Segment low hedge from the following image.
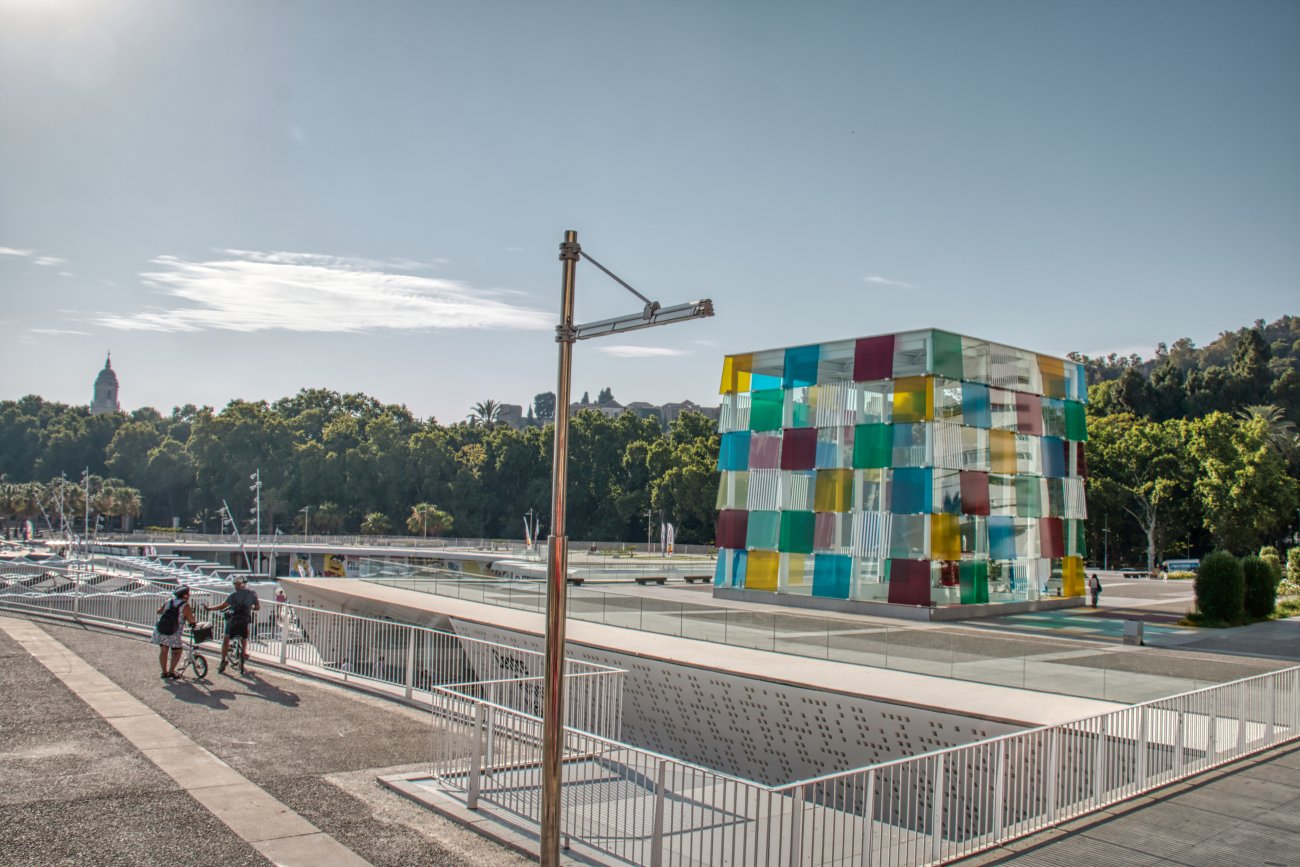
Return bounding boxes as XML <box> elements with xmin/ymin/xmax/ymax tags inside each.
<box><xmin>1195</xmin><ymin>551</ymin><xmax>1244</xmax><ymax>623</ymax></box>
<box><xmin>1242</xmin><ymin>555</ymin><xmax>1277</xmax><ymax>619</ymax></box>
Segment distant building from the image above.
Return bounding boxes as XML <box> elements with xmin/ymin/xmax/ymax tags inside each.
<box><xmin>496</xmin><ymin>404</ymin><xmax>524</xmax><ymax>428</ymax></box>
<box><xmin>90</xmin><ymin>355</ymin><xmax>120</xmax><ymax>415</ymax></box>
<box><xmin>499</xmin><ymin>397</ymin><xmax>718</xmax><ymax>429</ymax></box>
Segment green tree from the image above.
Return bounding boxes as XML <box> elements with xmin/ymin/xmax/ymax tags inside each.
<box><xmin>532</xmin><ymin>392</ymin><xmax>556</xmax><ymax>421</ymax></box>
<box><xmin>1196</xmin><ymin>550</ymin><xmax>1245</xmax><ymax>623</ymax></box>
<box><xmin>360</xmin><ymin>511</ymin><xmax>392</xmax><ymax>536</ymax></box>
<box><xmin>407</xmin><ymin>503</ymin><xmax>453</xmax><ymax>537</ymax></box>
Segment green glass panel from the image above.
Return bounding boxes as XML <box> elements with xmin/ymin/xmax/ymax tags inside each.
<box><xmin>931</xmin><ymin>330</ymin><xmax>964</xmax><ymax>379</ymax></box>
<box><xmin>1015</xmin><ymin>476</ymin><xmax>1042</xmax><ymax>518</ymax></box>
<box><xmin>959</xmin><ymin>560</ymin><xmax>989</xmax><ymax>604</ymax></box>
<box><xmin>750</xmin><ymin>388</ymin><xmax>785</xmax><ymax>431</ymax></box>
<box><xmin>852</xmin><ymin>423</ymin><xmax>892</xmax><ymax>468</ymax></box>
<box><xmin>1064</xmin><ymin>400</ymin><xmax>1088</xmax><ymax>441</ymax></box>
<box><xmin>779</xmin><ymin>511</ymin><xmax>815</xmax><ymax>554</ymax></box>
<box><xmin>745</xmin><ymin>510</ymin><xmax>780</xmax><ymax>550</ymax></box>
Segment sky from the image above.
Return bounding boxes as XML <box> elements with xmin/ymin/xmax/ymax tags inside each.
<box><xmin>2</xmin><ymin>0</ymin><xmax>1297</xmax><ymax>424</ymax></box>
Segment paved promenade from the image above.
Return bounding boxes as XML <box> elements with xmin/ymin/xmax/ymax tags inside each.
<box><xmin>0</xmin><ymin>615</ymin><xmax>526</xmax><ymax>867</ymax></box>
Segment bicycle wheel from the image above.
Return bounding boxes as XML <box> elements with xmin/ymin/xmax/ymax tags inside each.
<box><xmin>193</xmin><ymin>653</ymin><xmax>207</xmax><ymax>679</ymax></box>
<box><xmin>237</xmin><ymin>639</ymin><xmax>246</xmax><ymax>675</ymax></box>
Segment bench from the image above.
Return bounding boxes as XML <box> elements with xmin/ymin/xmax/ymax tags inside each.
<box><xmin>635</xmin><ymin>576</ymin><xmax>667</xmax><ymax>585</ymax></box>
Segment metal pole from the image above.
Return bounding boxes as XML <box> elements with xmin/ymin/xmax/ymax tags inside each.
<box><xmin>541</xmin><ymin>229</ymin><xmax>579</xmax><ymax>866</ymax></box>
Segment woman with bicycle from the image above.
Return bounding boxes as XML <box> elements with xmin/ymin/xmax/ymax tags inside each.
<box><xmin>151</xmin><ymin>585</ymin><xmax>197</xmax><ymax>679</ymax></box>
<box><xmin>207</xmin><ymin>576</ymin><xmax>260</xmax><ymax>674</ymax></box>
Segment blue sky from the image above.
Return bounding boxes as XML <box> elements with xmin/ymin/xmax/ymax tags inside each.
<box><xmin>2</xmin><ymin>0</ymin><xmax>1297</xmax><ymax>423</ymax></box>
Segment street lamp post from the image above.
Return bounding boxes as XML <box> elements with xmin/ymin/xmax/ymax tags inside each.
<box><xmin>539</xmin><ymin>230</ymin><xmax>713</xmax><ymax>865</ymax></box>
<box><xmin>300</xmin><ymin>505</ymin><xmax>310</xmax><ymax>538</ymax></box>
<box><xmin>250</xmin><ymin>469</ymin><xmax>262</xmax><ymax>575</ymax></box>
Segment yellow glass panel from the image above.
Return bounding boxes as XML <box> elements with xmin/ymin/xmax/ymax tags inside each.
<box><xmin>892</xmin><ymin>376</ymin><xmax>933</xmax><ymax>422</ymax></box>
<box><xmin>814</xmin><ymin>469</ymin><xmax>854</xmax><ymax>512</ymax></box>
<box><xmin>720</xmin><ymin>354</ymin><xmax>753</xmax><ymax>394</ymax></box>
<box><xmin>989</xmin><ymin>429</ymin><xmax>1017</xmax><ymax>475</ymax></box>
<box><xmin>746</xmin><ymin>550</ymin><xmax>780</xmax><ymax>591</ymax></box>
<box><xmin>1038</xmin><ymin>354</ymin><xmax>1067</xmax><ymax>399</ymax></box>
<box><xmin>931</xmin><ymin>513</ymin><xmax>961</xmax><ymax>561</ymax></box>
<box><xmin>1062</xmin><ymin>555</ymin><xmax>1085</xmax><ymax>597</ymax></box>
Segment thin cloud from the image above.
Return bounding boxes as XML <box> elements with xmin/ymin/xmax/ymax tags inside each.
<box><xmin>863</xmin><ymin>274</ymin><xmax>917</xmax><ymax>289</ymax></box>
<box><xmin>0</xmin><ymin>247</ymin><xmax>35</xmax><ymax>257</ymax></box>
<box><xmin>30</xmin><ymin>328</ymin><xmax>90</xmax><ymax>336</ymax></box>
<box><xmin>598</xmin><ymin>345</ymin><xmax>688</xmax><ymax>358</ymax></box>
<box><xmin>0</xmin><ymin>247</ymin><xmax>66</xmax><ymax>266</ymax></box>
<box><xmin>97</xmin><ymin>250</ymin><xmax>554</xmax><ymax>334</ymax></box>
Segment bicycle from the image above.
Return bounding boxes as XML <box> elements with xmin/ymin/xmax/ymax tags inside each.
<box><xmin>175</xmin><ymin>621</ymin><xmax>213</xmax><ymax>679</ymax></box>
<box><xmin>221</xmin><ymin>612</ymin><xmax>248</xmax><ymax>676</ymax></box>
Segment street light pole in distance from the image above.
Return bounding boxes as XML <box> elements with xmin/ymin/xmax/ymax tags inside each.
<box><xmin>539</xmin><ymin>229</ymin><xmax>713</xmax><ymax>866</ymax></box>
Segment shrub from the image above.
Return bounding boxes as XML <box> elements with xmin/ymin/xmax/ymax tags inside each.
<box><xmin>1259</xmin><ymin>546</ymin><xmax>1284</xmax><ymax>585</ymax></box>
<box><xmin>1166</xmin><ymin>570</ymin><xmax>1196</xmax><ymax>580</ymax></box>
<box><xmin>1287</xmin><ymin>547</ymin><xmax>1300</xmax><ymax>582</ymax></box>
<box><xmin>1195</xmin><ymin>551</ymin><xmax>1244</xmax><ymax>623</ymax></box>
<box><xmin>1242</xmin><ymin>555</ymin><xmax>1277</xmax><ymax>619</ymax></box>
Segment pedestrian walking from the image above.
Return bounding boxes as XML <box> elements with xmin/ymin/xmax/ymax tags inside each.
<box><xmin>1088</xmin><ymin>573</ymin><xmax>1102</xmax><ymax>608</ymax></box>
<box><xmin>151</xmin><ymin>586</ymin><xmax>197</xmax><ymax>679</ymax></box>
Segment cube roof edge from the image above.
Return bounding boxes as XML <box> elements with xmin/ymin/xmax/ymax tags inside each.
<box><xmin>720</xmin><ymin>328</ymin><xmax>1074</xmax><ymax>366</ymax></box>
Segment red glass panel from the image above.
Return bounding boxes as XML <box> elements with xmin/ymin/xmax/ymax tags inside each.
<box><xmin>715</xmin><ymin>509</ymin><xmax>749</xmax><ymax>549</ymax></box>
<box><xmin>854</xmin><ymin>334</ymin><xmax>895</xmax><ymax>381</ymax></box>
<box><xmin>887</xmin><ymin>558</ymin><xmax>931</xmax><ymax>605</ymax></box>
<box><xmin>1040</xmin><ymin>517</ymin><xmax>1065</xmax><ymax>558</ymax></box>
<box><xmin>781</xmin><ymin>427</ymin><xmax>818</xmax><ymax>470</ymax></box>
<box><xmin>960</xmin><ymin>471</ymin><xmax>991</xmax><ymax>516</ymax></box>
<box><xmin>1015</xmin><ymin>392</ymin><xmax>1043</xmax><ymax>435</ymax></box>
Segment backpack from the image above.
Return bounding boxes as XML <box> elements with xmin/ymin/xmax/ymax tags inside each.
<box><xmin>157</xmin><ymin>599</ymin><xmax>182</xmax><ymax>636</ymax></box>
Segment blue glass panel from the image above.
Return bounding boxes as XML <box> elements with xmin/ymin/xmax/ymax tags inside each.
<box><xmin>1041</xmin><ymin>436</ymin><xmax>1067</xmax><ymax>478</ymax></box>
<box><xmin>989</xmin><ymin>516</ymin><xmax>1016</xmax><ymax>560</ymax></box>
<box><xmin>718</xmin><ymin>431</ymin><xmax>752</xmax><ymax>471</ymax></box>
<box><xmin>962</xmin><ymin>382</ymin><xmax>991</xmax><ymax>429</ymax></box>
<box><xmin>890</xmin><ymin>467</ymin><xmax>933</xmax><ymax>514</ymax></box>
<box><xmin>731</xmin><ymin>549</ymin><xmax>747</xmax><ymax>588</ymax></box>
<box><xmin>713</xmin><ymin>552</ymin><xmax>728</xmax><ymax>587</ymax></box>
<box><xmin>812</xmin><ymin>553</ymin><xmax>852</xmax><ymax>599</ymax></box>
<box><xmin>784</xmin><ymin>344</ymin><xmax>821</xmax><ymax>388</ymax></box>
<box><xmin>750</xmin><ymin>373</ymin><xmax>782</xmax><ymax>390</ymax></box>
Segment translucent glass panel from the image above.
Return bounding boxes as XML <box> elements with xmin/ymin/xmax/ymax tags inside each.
<box><xmin>989</xmin><ymin>429</ymin><xmax>1017</xmax><ymax>474</ymax></box>
<box><xmin>814</xmin><ymin>382</ymin><xmax>858</xmax><ymax>428</ymax></box>
<box><xmin>962</xmin><ymin>426</ymin><xmax>990</xmax><ymax>471</ymax></box>
<box><xmin>1041</xmin><ymin>436</ymin><xmax>1066</xmax><ymax>478</ymax></box>
<box><xmin>851</xmin><ymin>556</ymin><xmax>889</xmax><ymax>602</ymax></box>
<box><xmin>719</xmin><ymin>354</ymin><xmax>752</xmax><ymax>395</ymax></box>
<box><xmin>815</xmin><ymin>426</ymin><xmax>854</xmax><ymax>469</ymax></box>
<box><xmin>932</xmin><ymin>330</ymin><xmax>964</xmax><ymax>380</ymax></box>
<box><xmin>785</xmin><ymin>386</ymin><xmax>815</xmax><ymax>428</ymax></box>
<box><xmin>718</xmin><ymin>431</ymin><xmax>751</xmax><ymax>471</ymax></box>
<box><xmin>853</xmin><ymin>423</ymin><xmax>892</xmax><ymax>469</ymax></box>
<box><xmin>748</xmin><ymin>470</ymin><xmax>782</xmax><ymax>510</ymax></box>
<box><xmin>961</xmin><ymin>336</ymin><xmax>991</xmax><ymax>384</ymax></box>
<box><xmin>850</xmin><ymin>509</ymin><xmax>891</xmax><ymax>556</ymax></box>
<box><xmin>715</xmin><ymin>471</ymin><xmax>749</xmax><ymax>510</ymax></box>
<box><xmin>780</xmin><ymin>511</ymin><xmax>815</xmax><ymax>554</ymax></box>
<box><xmin>990</xmin><ymin>388</ymin><xmax>1018</xmax><ymax>431</ymax></box>
<box><xmin>816</xmin><ymin>339</ymin><xmax>856</xmax><ymax>384</ymax></box>
<box><xmin>893</xmin><ymin>330</ymin><xmax>931</xmax><ymax>377</ymax></box>
<box><xmin>750</xmin><ymin>389</ymin><xmax>784</xmax><ymax>431</ymax></box>
<box><xmin>1044</xmin><ymin>477</ymin><xmax>1065</xmax><ymax>517</ymax></box>
<box><xmin>889</xmin><ymin>515</ymin><xmax>929</xmax><ymax>560</ymax></box>
<box><xmin>781</xmin><ymin>427</ymin><xmax>817</xmax><ymax>470</ymax></box>
<box><xmin>960</xmin><ymin>515</ymin><xmax>989</xmax><ymax>555</ymax></box>
<box><xmin>745</xmin><ymin>550</ymin><xmax>779</xmax><ymax>591</ymax></box>
<box><xmin>713</xmin><ymin>549</ymin><xmax>746</xmax><ymax>588</ymax></box>
<box><xmin>780</xmin><ymin>553</ymin><xmax>813</xmax><ymax>595</ymax></box>
<box><xmin>749</xmin><ymin>432</ymin><xmax>783</xmax><ymax>469</ymax></box>
<box><xmin>989</xmin><ymin>474</ymin><xmax>1016</xmax><ymax>516</ymax></box>
<box><xmin>891</xmin><ymin>467</ymin><xmax>932</xmax><ymax>514</ymax></box>
<box><xmin>812</xmin><ymin>554</ymin><xmax>852</xmax><ymax>599</ymax></box>
<box><xmin>860</xmin><ymin>383</ymin><xmax>892</xmax><ymax>423</ymax></box>
<box><xmin>1067</xmin><ymin>362</ymin><xmax>1088</xmax><ymax>402</ymax></box>
<box><xmin>934</xmin><ymin>468</ymin><xmax>962</xmax><ymax>514</ymax></box>
<box><xmin>1040</xmin><ymin>516</ymin><xmax>1064</xmax><ymax>558</ymax></box>
<box><xmin>1015</xmin><ymin>434</ymin><xmax>1041</xmax><ymax>476</ymax></box>
<box><xmin>815</xmin><ymin>512</ymin><xmax>853</xmax><ymax>553</ymax></box>
<box><xmin>1014</xmin><ymin>519</ymin><xmax>1040</xmax><ymax>559</ymax></box>
<box><xmin>892</xmin><ymin>376</ymin><xmax>933</xmax><ymax>422</ymax></box>
<box><xmin>814</xmin><ymin>469</ymin><xmax>854</xmax><ymax>512</ymax></box>
<box><xmin>749</xmin><ymin>349</ymin><xmax>785</xmax><ymax>391</ymax></box>
<box><xmin>962</xmin><ymin>382</ymin><xmax>991</xmax><ymax>429</ymax></box>
<box><xmin>989</xmin><ymin>516</ymin><xmax>1015</xmax><ymax>560</ymax></box>
<box><xmin>854</xmin><ymin>469</ymin><xmax>889</xmax><ymax>512</ymax></box>
<box><xmin>1062</xmin><ymin>555</ymin><xmax>1085</xmax><ymax>597</ymax></box>
<box><xmin>935</xmin><ymin>379</ymin><xmax>964</xmax><ymax>425</ymax></box>
<box><xmin>784</xmin><ymin>344</ymin><xmax>820</xmax><ymax>388</ymax></box>
<box><xmin>780</xmin><ymin>471</ymin><xmax>815</xmax><ymax>511</ymax></box>
<box><xmin>854</xmin><ymin>334</ymin><xmax>895</xmax><ymax>381</ymax></box>
<box><xmin>960</xmin><ymin>470</ymin><xmax>990</xmax><ymax>515</ymax></box>
<box><xmin>892</xmin><ymin>423</ymin><xmax>931</xmax><ymax>467</ymax></box>
<box><xmin>887</xmin><ymin>558</ymin><xmax>931</xmax><ymax>605</ymax></box>
<box><xmin>718</xmin><ymin>391</ymin><xmax>751</xmax><ymax>433</ymax></box>
<box><xmin>1066</xmin><ymin>519</ymin><xmax>1087</xmax><ymax>558</ymax></box>
<box><xmin>1015</xmin><ymin>392</ymin><xmax>1043</xmax><ymax>435</ymax></box>
<box><xmin>745</xmin><ymin>510</ymin><xmax>780</xmax><ymax>550</ymax></box>
<box><xmin>1038</xmin><ymin>354</ymin><xmax>1067</xmax><ymax>399</ymax></box>
<box><xmin>1041</xmin><ymin>398</ymin><xmax>1065</xmax><ymax>438</ymax></box>
<box><xmin>959</xmin><ymin>560</ymin><xmax>989</xmax><ymax>604</ymax></box>
<box><xmin>1015</xmin><ymin>476</ymin><xmax>1043</xmax><ymax>518</ymax></box>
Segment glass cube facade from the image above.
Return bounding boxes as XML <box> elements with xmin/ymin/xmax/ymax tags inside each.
<box><xmin>715</xmin><ymin>329</ymin><xmax>1088</xmax><ymax>607</ymax></box>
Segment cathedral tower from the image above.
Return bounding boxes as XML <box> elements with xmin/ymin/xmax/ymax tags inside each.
<box><xmin>91</xmin><ymin>354</ymin><xmax>120</xmax><ymax>415</ymax></box>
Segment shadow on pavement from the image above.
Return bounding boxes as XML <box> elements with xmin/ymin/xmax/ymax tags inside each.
<box><xmin>163</xmin><ymin>671</ymin><xmax>300</xmax><ymax>708</ymax></box>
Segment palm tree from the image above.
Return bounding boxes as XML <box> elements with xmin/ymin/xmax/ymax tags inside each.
<box><xmin>407</xmin><ymin>502</ymin><xmax>453</xmax><ymax>538</ymax></box>
<box><xmin>1238</xmin><ymin>405</ymin><xmax>1298</xmax><ymax>459</ymax></box>
<box><xmin>469</xmin><ymin>399</ymin><xmax>502</xmax><ymax>427</ymax></box>
<box><xmin>313</xmin><ymin>501</ymin><xmax>344</xmax><ymax>534</ymax></box>
<box><xmin>360</xmin><ymin>512</ymin><xmax>392</xmax><ymax>536</ymax></box>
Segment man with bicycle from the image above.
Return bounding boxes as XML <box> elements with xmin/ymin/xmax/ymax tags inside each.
<box><xmin>208</xmin><ymin>575</ymin><xmax>260</xmax><ymax>674</ymax></box>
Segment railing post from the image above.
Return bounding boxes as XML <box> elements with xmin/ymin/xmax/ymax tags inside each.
<box><xmin>788</xmin><ymin>785</ymin><xmax>803</xmax><ymax>867</ymax></box>
<box><xmin>991</xmin><ymin>741</ymin><xmax>1006</xmax><ymax>843</ymax></box>
<box><xmin>1265</xmin><ymin>677</ymin><xmax>1276</xmax><ymax>743</ymax></box>
<box><xmin>862</xmin><ymin>768</ymin><xmax>876</xmax><ymax>867</ymax></box>
<box><xmin>278</xmin><ymin>605</ymin><xmax>288</xmax><ymax>665</ymax></box>
<box><xmin>466</xmin><ymin>701</ymin><xmax>485</xmax><ymax>810</ymax></box>
<box><xmin>1207</xmin><ymin>703</ymin><xmax>1218</xmax><ymax>767</ymax></box>
<box><xmin>1174</xmin><ymin>709</ymin><xmax>1185</xmax><ymax>777</ymax></box>
<box><xmin>650</xmin><ymin>760</ymin><xmax>667</xmax><ymax>867</ymax></box>
<box><xmin>1045</xmin><ymin>730</ymin><xmax>1059</xmax><ymax>822</ymax></box>
<box><xmin>404</xmin><ymin>628</ymin><xmax>416</xmax><ymax>700</ymax></box>
<box><xmin>1136</xmin><ymin>706</ymin><xmax>1149</xmax><ymax>791</ymax></box>
<box><xmin>1094</xmin><ymin>716</ymin><xmax>1107</xmax><ymax>805</ymax></box>
<box><xmin>931</xmin><ymin>753</ymin><xmax>945</xmax><ymax>863</ymax></box>
<box><xmin>1237</xmin><ymin>682</ymin><xmax>1248</xmax><ymax>754</ymax></box>
<box><xmin>485</xmin><ymin>682</ymin><xmax>496</xmax><ymax>773</ymax></box>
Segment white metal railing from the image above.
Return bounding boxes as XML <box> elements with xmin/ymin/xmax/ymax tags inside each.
<box><xmin>424</xmin><ymin>662</ymin><xmax>1299</xmax><ymax>866</ymax></box>
<box><xmin>0</xmin><ymin>562</ymin><xmax>624</xmax><ymax>724</ymax></box>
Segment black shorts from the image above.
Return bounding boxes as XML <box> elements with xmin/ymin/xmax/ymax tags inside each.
<box><xmin>225</xmin><ymin>620</ymin><xmax>250</xmax><ymax>639</ymax></box>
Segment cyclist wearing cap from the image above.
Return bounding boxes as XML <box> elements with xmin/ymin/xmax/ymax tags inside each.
<box><xmin>208</xmin><ymin>576</ymin><xmax>260</xmax><ymax>673</ymax></box>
